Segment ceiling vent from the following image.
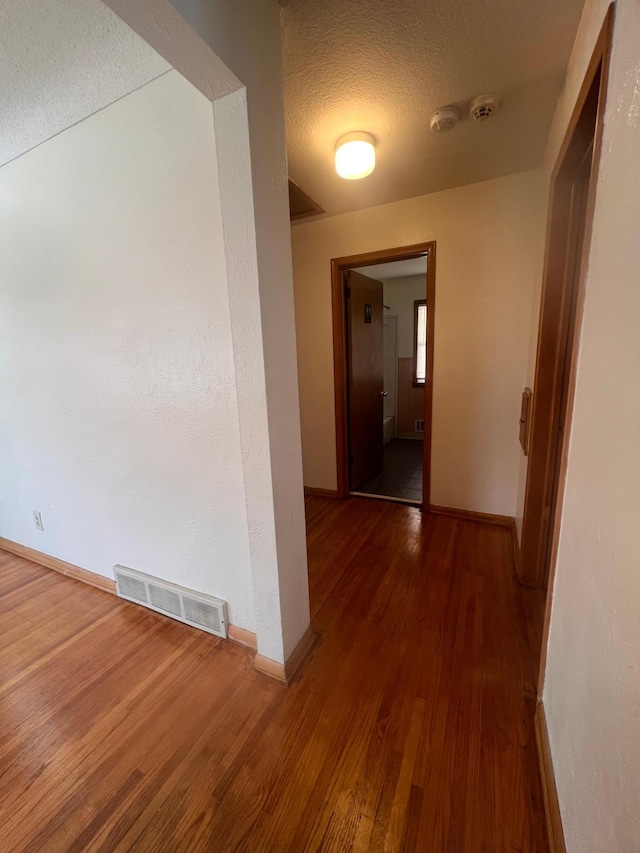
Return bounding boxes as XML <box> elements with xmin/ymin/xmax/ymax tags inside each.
<box><xmin>114</xmin><ymin>564</ymin><xmax>228</xmax><ymax>639</ymax></box>
<box><xmin>429</xmin><ymin>105</ymin><xmax>460</xmax><ymax>133</ymax></box>
<box><xmin>469</xmin><ymin>94</ymin><xmax>499</xmax><ymax>122</ymax></box>
<box><xmin>288</xmin><ymin>178</ymin><xmax>325</xmax><ymax>220</ymax></box>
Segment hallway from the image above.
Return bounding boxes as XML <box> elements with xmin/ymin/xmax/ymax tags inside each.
<box><xmin>0</xmin><ymin>497</ymin><xmax>547</xmax><ymax>851</ymax></box>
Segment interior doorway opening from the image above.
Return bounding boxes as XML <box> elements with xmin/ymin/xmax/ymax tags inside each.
<box><xmin>517</xmin><ymin>7</ymin><xmax>614</xmax><ymax>694</ymax></box>
<box><xmin>331</xmin><ymin>243</ymin><xmax>436</xmax><ymax>508</ymax></box>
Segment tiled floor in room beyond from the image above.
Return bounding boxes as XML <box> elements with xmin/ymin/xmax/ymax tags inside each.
<box><xmin>0</xmin><ymin>497</ymin><xmax>548</xmax><ymax>851</ymax></box>
<box><xmin>357</xmin><ymin>437</ymin><xmax>424</xmax><ymax>500</ymax></box>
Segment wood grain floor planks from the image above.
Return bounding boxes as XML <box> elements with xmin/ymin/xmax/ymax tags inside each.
<box><xmin>0</xmin><ymin>497</ymin><xmax>548</xmax><ymax>851</ymax></box>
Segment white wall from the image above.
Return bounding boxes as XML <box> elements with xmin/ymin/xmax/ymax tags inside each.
<box><xmin>291</xmin><ymin>169</ymin><xmax>548</xmax><ymax>516</ymax></box>
<box><xmin>382</xmin><ymin>276</ymin><xmax>426</xmax><ymax>359</ymax></box>
<box><xmin>103</xmin><ymin>0</ymin><xmax>310</xmax><ymax>663</ymax></box>
<box><xmin>538</xmin><ymin>1</ymin><xmax>640</xmax><ymax>850</ymax></box>
<box><xmin>0</xmin><ymin>71</ymin><xmax>256</xmax><ymax>631</ymax></box>
<box><xmin>0</xmin><ymin>0</ymin><xmax>171</xmax><ymax>168</ymax></box>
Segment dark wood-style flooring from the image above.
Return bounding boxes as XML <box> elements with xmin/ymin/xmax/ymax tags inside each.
<box><xmin>0</xmin><ymin>497</ymin><xmax>548</xmax><ymax>851</ymax></box>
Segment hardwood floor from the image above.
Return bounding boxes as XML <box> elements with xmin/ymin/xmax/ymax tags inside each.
<box><xmin>0</xmin><ymin>497</ymin><xmax>548</xmax><ymax>851</ymax></box>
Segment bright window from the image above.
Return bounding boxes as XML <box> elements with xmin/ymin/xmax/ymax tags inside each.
<box><xmin>414</xmin><ymin>300</ymin><xmax>427</xmax><ymax>385</ymax></box>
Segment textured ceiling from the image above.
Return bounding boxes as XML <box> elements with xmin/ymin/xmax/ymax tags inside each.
<box><xmin>281</xmin><ymin>0</ymin><xmax>585</xmax><ymax>217</ymax></box>
<box><xmin>353</xmin><ymin>257</ymin><xmax>427</xmax><ymax>280</ymax></box>
<box><xmin>0</xmin><ymin>0</ymin><xmax>170</xmax><ymax>168</ymax></box>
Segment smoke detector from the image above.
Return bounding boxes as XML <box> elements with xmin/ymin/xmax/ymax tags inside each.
<box><xmin>429</xmin><ymin>105</ymin><xmax>460</xmax><ymax>134</ymax></box>
<box><xmin>469</xmin><ymin>94</ymin><xmax>499</xmax><ymax>122</ymax></box>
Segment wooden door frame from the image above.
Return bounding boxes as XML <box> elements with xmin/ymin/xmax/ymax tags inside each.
<box><xmin>516</xmin><ymin>7</ymin><xmax>614</xmax><ymax>692</ymax></box>
<box><xmin>331</xmin><ymin>241</ymin><xmax>436</xmax><ymax>506</ymax></box>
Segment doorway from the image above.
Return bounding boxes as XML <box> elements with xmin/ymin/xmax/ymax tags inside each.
<box><xmin>518</xmin><ymin>7</ymin><xmax>614</xmax><ymax>688</ymax></box>
<box><xmin>331</xmin><ymin>242</ymin><xmax>436</xmax><ymax>507</ymax></box>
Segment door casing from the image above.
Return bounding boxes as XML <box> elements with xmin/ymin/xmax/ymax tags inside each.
<box><xmin>517</xmin><ymin>5</ymin><xmax>615</xmax><ymax>697</ymax></box>
<box><xmin>331</xmin><ymin>242</ymin><xmax>436</xmax><ymax>507</ymax></box>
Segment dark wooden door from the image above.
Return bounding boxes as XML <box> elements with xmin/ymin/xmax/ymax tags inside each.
<box><xmin>347</xmin><ymin>270</ymin><xmax>384</xmax><ymax>490</ymax></box>
<box><xmin>521</xmin><ymin>166</ymin><xmax>591</xmax><ymax>588</ymax></box>
<box><xmin>520</xmin><ymin>45</ymin><xmax>607</xmax><ymax>589</ymax></box>
<box><xmin>542</xmin><ymin>167</ymin><xmax>590</xmax><ymax>582</ymax></box>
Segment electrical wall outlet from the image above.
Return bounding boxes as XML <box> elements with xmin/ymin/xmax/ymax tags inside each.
<box><xmin>33</xmin><ymin>511</ymin><xmax>44</xmax><ymax>531</ymax></box>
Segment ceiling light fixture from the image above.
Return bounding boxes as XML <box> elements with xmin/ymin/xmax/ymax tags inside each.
<box><xmin>335</xmin><ymin>132</ymin><xmax>376</xmax><ymax>180</ymax></box>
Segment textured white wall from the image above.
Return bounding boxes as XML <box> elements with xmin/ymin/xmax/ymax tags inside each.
<box><xmin>538</xmin><ymin>1</ymin><xmax>640</xmax><ymax>850</ymax></box>
<box><xmin>211</xmin><ymin>87</ymin><xmax>289</xmax><ymax>661</ymax></box>
<box><xmin>0</xmin><ymin>0</ymin><xmax>170</xmax><ymax>168</ymax></box>
<box><xmin>291</xmin><ymin>169</ymin><xmax>547</xmax><ymax>516</ymax></box>
<box><xmin>166</xmin><ymin>0</ymin><xmax>310</xmax><ymax>662</ymax></box>
<box><xmin>104</xmin><ymin>0</ymin><xmax>310</xmax><ymax>663</ymax></box>
<box><xmin>0</xmin><ymin>71</ymin><xmax>256</xmax><ymax>631</ymax></box>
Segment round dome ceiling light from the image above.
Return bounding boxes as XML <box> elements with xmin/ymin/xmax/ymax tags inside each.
<box><xmin>335</xmin><ymin>132</ymin><xmax>376</xmax><ymax>180</ymax></box>
<box><xmin>429</xmin><ymin>106</ymin><xmax>460</xmax><ymax>133</ymax></box>
<box><xmin>469</xmin><ymin>94</ymin><xmax>499</xmax><ymax>122</ymax></box>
